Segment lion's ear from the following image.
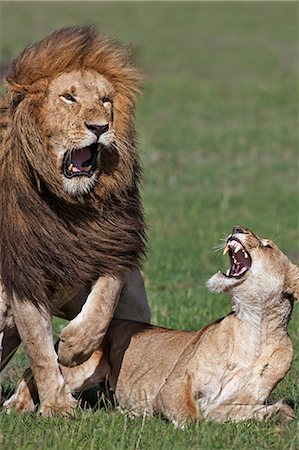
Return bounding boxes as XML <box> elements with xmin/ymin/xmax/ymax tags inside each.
<box><xmin>284</xmin><ymin>262</ymin><xmax>299</xmax><ymax>301</ymax></box>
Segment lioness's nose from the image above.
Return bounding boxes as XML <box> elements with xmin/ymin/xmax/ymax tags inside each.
<box><xmin>85</xmin><ymin>123</ymin><xmax>109</xmax><ymax>138</ymax></box>
<box><xmin>232</xmin><ymin>225</ymin><xmax>249</xmax><ymax>234</ymax></box>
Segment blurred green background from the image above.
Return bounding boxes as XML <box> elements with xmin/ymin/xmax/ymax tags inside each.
<box><xmin>0</xmin><ymin>2</ymin><xmax>298</xmax><ymax>449</ymax></box>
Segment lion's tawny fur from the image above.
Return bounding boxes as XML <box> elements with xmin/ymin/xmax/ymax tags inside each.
<box><xmin>0</xmin><ymin>26</ymin><xmax>150</xmax><ymax>416</ymax></box>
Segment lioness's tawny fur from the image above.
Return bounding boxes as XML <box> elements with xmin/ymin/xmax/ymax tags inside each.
<box><xmin>0</xmin><ymin>26</ymin><xmax>149</xmax><ymax>416</ymax></box>
<box><xmin>6</xmin><ymin>226</ymin><xmax>298</xmax><ymax>425</ymax></box>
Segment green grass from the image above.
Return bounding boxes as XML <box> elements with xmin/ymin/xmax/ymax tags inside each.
<box><xmin>0</xmin><ymin>1</ymin><xmax>298</xmax><ymax>449</ymax></box>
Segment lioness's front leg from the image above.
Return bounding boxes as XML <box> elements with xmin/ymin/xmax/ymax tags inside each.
<box><xmin>58</xmin><ymin>275</ymin><xmax>123</xmax><ymax>367</ymax></box>
<box><xmin>11</xmin><ymin>299</ymin><xmax>77</xmax><ymax>417</ymax></box>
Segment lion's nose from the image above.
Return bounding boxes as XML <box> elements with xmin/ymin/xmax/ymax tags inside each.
<box><xmin>85</xmin><ymin>123</ymin><xmax>109</xmax><ymax>138</ymax></box>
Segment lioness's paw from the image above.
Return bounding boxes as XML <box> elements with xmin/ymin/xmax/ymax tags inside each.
<box><xmin>4</xmin><ymin>386</ymin><xmax>36</xmax><ymax>414</ymax></box>
<box><xmin>279</xmin><ymin>402</ymin><xmax>294</xmax><ymax>422</ymax></box>
<box><xmin>58</xmin><ymin>322</ymin><xmax>100</xmax><ymax>367</ymax></box>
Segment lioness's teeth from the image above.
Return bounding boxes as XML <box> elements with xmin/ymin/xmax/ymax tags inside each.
<box><xmin>234</xmin><ymin>243</ymin><xmax>242</xmax><ymax>253</ymax></box>
<box><xmin>85</xmin><ymin>165</ymin><xmax>92</xmax><ymax>171</ymax></box>
<box><xmin>241</xmin><ymin>248</ymin><xmax>249</xmax><ymax>259</ymax></box>
<box><xmin>68</xmin><ymin>163</ymin><xmax>73</xmax><ymax>173</ymax></box>
<box><xmin>226</xmin><ymin>269</ymin><xmax>230</xmax><ymax>276</ymax></box>
<box><xmin>223</xmin><ymin>245</ymin><xmax>230</xmax><ymax>255</ymax></box>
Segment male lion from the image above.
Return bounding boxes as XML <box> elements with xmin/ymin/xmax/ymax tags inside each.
<box><xmin>0</xmin><ymin>26</ymin><xmax>150</xmax><ymax>416</ymax></box>
<box><xmin>4</xmin><ymin>226</ymin><xmax>298</xmax><ymax>426</ymax></box>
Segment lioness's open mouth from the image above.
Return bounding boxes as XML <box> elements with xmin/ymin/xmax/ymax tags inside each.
<box><xmin>223</xmin><ymin>238</ymin><xmax>251</xmax><ymax>278</ymax></box>
<box><xmin>63</xmin><ymin>144</ymin><xmax>99</xmax><ymax>178</ymax></box>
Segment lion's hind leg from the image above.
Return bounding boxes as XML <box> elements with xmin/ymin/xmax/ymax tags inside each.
<box><xmin>0</xmin><ymin>326</ymin><xmax>21</xmax><ymax>371</ymax></box>
<box><xmin>0</xmin><ymin>326</ymin><xmax>21</xmax><ymax>402</ymax></box>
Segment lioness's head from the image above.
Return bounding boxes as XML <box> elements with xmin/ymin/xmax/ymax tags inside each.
<box><xmin>207</xmin><ymin>225</ymin><xmax>299</xmax><ymax>303</ymax></box>
<box><xmin>4</xmin><ymin>26</ymin><xmax>141</xmax><ymax>200</ymax></box>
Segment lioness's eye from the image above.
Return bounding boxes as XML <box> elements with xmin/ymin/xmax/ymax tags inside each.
<box><xmin>261</xmin><ymin>239</ymin><xmax>273</xmax><ymax>248</ymax></box>
<box><xmin>264</xmin><ymin>243</ymin><xmax>273</xmax><ymax>248</ymax></box>
<box><xmin>60</xmin><ymin>93</ymin><xmax>76</xmax><ymax>104</ymax></box>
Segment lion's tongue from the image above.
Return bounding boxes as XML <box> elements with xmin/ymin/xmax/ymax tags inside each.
<box><xmin>71</xmin><ymin>148</ymin><xmax>92</xmax><ymax>173</ymax></box>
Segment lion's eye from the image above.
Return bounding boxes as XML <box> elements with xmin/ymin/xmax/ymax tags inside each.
<box><xmin>102</xmin><ymin>97</ymin><xmax>111</xmax><ymax>107</ymax></box>
<box><xmin>60</xmin><ymin>93</ymin><xmax>76</xmax><ymax>104</ymax></box>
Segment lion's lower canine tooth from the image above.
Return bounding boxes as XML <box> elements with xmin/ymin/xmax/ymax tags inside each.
<box><xmin>68</xmin><ymin>163</ymin><xmax>73</xmax><ymax>173</ymax></box>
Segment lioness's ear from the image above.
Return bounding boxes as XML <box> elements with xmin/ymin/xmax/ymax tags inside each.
<box><xmin>284</xmin><ymin>263</ymin><xmax>299</xmax><ymax>301</ymax></box>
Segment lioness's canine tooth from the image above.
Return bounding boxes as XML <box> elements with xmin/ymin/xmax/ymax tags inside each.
<box><xmin>223</xmin><ymin>245</ymin><xmax>230</xmax><ymax>256</ymax></box>
<box><xmin>241</xmin><ymin>249</ymin><xmax>248</xmax><ymax>258</ymax></box>
<box><xmin>234</xmin><ymin>243</ymin><xmax>242</xmax><ymax>253</ymax></box>
<box><xmin>68</xmin><ymin>163</ymin><xmax>73</xmax><ymax>173</ymax></box>
<box><xmin>226</xmin><ymin>269</ymin><xmax>230</xmax><ymax>276</ymax></box>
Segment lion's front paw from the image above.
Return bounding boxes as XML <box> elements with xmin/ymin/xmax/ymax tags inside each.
<box><xmin>58</xmin><ymin>321</ymin><xmax>100</xmax><ymax>367</ymax></box>
<box><xmin>39</xmin><ymin>395</ymin><xmax>77</xmax><ymax>418</ymax></box>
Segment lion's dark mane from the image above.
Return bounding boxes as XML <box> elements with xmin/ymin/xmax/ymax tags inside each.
<box><xmin>0</xmin><ymin>26</ymin><xmax>146</xmax><ymax>309</ymax></box>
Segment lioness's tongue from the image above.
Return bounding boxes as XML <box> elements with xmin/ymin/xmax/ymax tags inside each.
<box><xmin>71</xmin><ymin>148</ymin><xmax>92</xmax><ymax>172</ymax></box>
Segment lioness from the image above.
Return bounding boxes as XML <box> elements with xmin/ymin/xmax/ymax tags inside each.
<box><xmin>0</xmin><ymin>26</ymin><xmax>150</xmax><ymax>416</ymax></box>
<box><xmin>5</xmin><ymin>226</ymin><xmax>298</xmax><ymax>426</ymax></box>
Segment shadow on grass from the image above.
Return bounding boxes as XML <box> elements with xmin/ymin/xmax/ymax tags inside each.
<box><xmin>78</xmin><ymin>382</ymin><xmax>116</xmax><ymax>411</ymax></box>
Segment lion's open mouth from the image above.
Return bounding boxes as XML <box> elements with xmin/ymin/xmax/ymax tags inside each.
<box><xmin>63</xmin><ymin>144</ymin><xmax>98</xmax><ymax>178</ymax></box>
<box><xmin>222</xmin><ymin>238</ymin><xmax>251</xmax><ymax>278</ymax></box>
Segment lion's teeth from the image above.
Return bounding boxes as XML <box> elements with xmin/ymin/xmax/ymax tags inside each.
<box><xmin>226</xmin><ymin>269</ymin><xmax>230</xmax><ymax>276</ymax></box>
<box><xmin>85</xmin><ymin>165</ymin><xmax>92</xmax><ymax>171</ymax></box>
<box><xmin>68</xmin><ymin>163</ymin><xmax>73</xmax><ymax>173</ymax></box>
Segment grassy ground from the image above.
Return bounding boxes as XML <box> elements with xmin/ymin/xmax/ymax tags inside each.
<box><xmin>0</xmin><ymin>1</ymin><xmax>298</xmax><ymax>449</ymax></box>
